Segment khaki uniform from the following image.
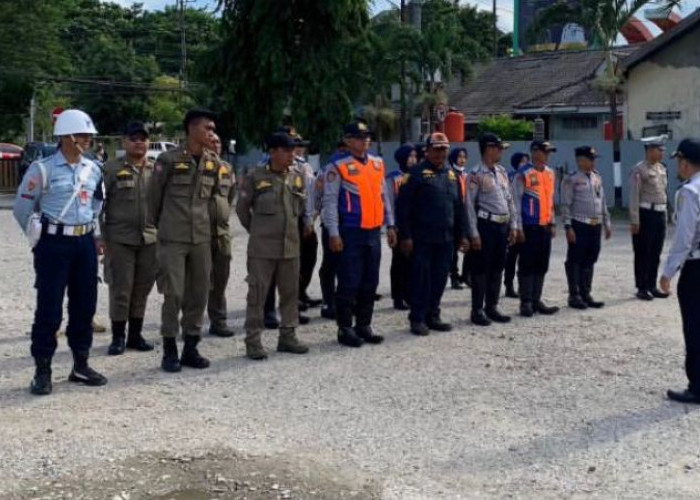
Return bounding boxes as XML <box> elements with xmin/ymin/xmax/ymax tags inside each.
<box><xmin>236</xmin><ymin>164</ymin><xmax>305</xmax><ymax>344</ymax></box>
<box><xmin>102</xmin><ymin>158</ymin><xmax>157</xmax><ymax>322</ymax></box>
<box><xmin>149</xmin><ymin>146</ymin><xmax>222</xmax><ymax>338</ymax></box>
<box><xmin>207</xmin><ymin>159</ymin><xmax>236</xmax><ymax>329</ymax></box>
<box><xmin>629</xmin><ymin>160</ymin><xmax>668</xmax><ymax>292</ymax></box>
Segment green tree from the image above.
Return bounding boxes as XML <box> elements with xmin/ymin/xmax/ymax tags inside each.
<box><xmin>202</xmin><ymin>0</ymin><xmax>372</xmax><ymax>152</ymax></box>
<box><xmin>478</xmin><ymin>115</ymin><xmax>533</xmax><ymax>141</ymax></box>
<box><xmin>147</xmin><ymin>75</ymin><xmax>195</xmax><ymax>136</ymax></box>
<box><xmin>529</xmin><ymin>0</ymin><xmax>683</xmax><ymax>207</ymax></box>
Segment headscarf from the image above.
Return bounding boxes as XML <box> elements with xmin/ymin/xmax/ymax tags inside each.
<box><xmin>449</xmin><ymin>147</ymin><xmax>468</xmax><ymax>171</ymax></box>
<box><xmin>394</xmin><ymin>143</ymin><xmax>417</xmax><ymax>173</ymax></box>
<box><xmin>510</xmin><ymin>152</ymin><xmax>529</xmax><ymax>170</ymax></box>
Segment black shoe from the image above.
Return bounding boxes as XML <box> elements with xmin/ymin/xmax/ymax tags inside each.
<box><xmin>636</xmin><ymin>290</ymin><xmax>654</xmax><ymax>301</ymax></box>
<box><xmin>583</xmin><ymin>296</ymin><xmax>605</xmax><ymax>309</ymax></box>
<box><xmin>534</xmin><ymin>301</ymin><xmax>560</xmax><ymax>315</ymax></box>
<box><xmin>161</xmin><ymin>337</ymin><xmax>181</xmax><ymax>373</ymax></box>
<box><xmin>68</xmin><ymin>351</ymin><xmax>107</xmax><ymax>386</ymax></box>
<box><xmin>301</xmin><ymin>294</ymin><xmax>323</xmax><ymax>308</ymax></box>
<box><xmin>180</xmin><ymin>336</ymin><xmax>210</xmax><ymax>369</ymax></box>
<box><xmin>651</xmin><ymin>288</ymin><xmax>670</xmax><ymax>299</ymax></box>
<box><xmin>471</xmin><ymin>310</ymin><xmax>492</xmax><ymax>326</ymax></box>
<box><xmin>393</xmin><ymin>300</ymin><xmax>409</xmax><ymax>311</ymax></box>
<box><xmin>504</xmin><ymin>285</ymin><xmax>519</xmax><ymax>299</ymax></box>
<box><xmin>667</xmin><ymin>388</ymin><xmax>700</xmax><ymax>404</ymax></box>
<box><xmin>451</xmin><ymin>277</ymin><xmax>464</xmax><ymax>290</ymax></box>
<box><xmin>299</xmin><ymin>314</ymin><xmax>311</xmax><ymax>325</ymax></box>
<box><xmin>410</xmin><ymin>322</ymin><xmax>430</xmax><ymax>336</ymax></box>
<box><xmin>209</xmin><ymin>325</ymin><xmax>235</xmax><ymax>338</ymax></box>
<box><xmin>356</xmin><ymin>326</ymin><xmax>384</xmax><ymax>344</ymax></box>
<box><xmin>264</xmin><ymin>315</ymin><xmax>280</xmax><ymax>330</ymax></box>
<box><xmin>108</xmin><ymin>320</ymin><xmax>127</xmax><ymax>356</ymax></box>
<box><xmin>568</xmin><ymin>295</ymin><xmax>588</xmax><ymax>310</ymax></box>
<box><xmin>30</xmin><ymin>357</ymin><xmax>52</xmax><ymax>396</ymax></box>
<box><xmin>426</xmin><ymin>317</ymin><xmax>453</xmax><ymax>332</ymax></box>
<box><xmin>485</xmin><ymin>308</ymin><xmax>511</xmax><ymax>323</ymax></box>
<box><xmin>520</xmin><ymin>302</ymin><xmax>534</xmax><ymax>317</ymax></box>
<box><xmin>320</xmin><ymin>307</ymin><xmax>336</xmax><ymax>320</ymax></box>
<box><xmin>108</xmin><ymin>335</ymin><xmax>126</xmax><ymax>356</ymax></box>
<box><xmin>337</xmin><ymin>327</ymin><xmax>363</xmax><ymax>348</ymax></box>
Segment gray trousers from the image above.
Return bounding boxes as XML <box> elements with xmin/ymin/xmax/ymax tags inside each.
<box><xmin>157</xmin><ymin>241</ymin><xmax>212</xmax><ymax>338</ymax></box>
<box><xmin>245</xmin><ymin>257</ymin><xmax>299</xmax><ymax>340</ymax></box>
<box><xmin>208</xmin><ymin>237</ymin><xmax>232</xmax><ymax>329</ymax></box>
<box><xmin>105</xmin><ymin>242</ymin><xmax>157</xmax><ymax>322</ymax></box>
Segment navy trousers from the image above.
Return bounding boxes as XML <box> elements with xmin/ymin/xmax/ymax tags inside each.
<box><xmin>409</xmin><ymin>241</ymin><xmax>453</xmax><ymax>324</ymax></box>
<box><xmin>31</xmin><ymin>233</ymin><xmax>98</xmax><ymax>359</ymax></box>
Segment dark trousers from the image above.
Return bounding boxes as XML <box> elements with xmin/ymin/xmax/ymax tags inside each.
<box><xmin>31</xmin><ymin>233</ymin><xmax>98</xmax><ymax>359</ymax></box>
<box><xmin>565</xmin><ymin>221</ymin><xmax>601</xmax><ymax>296</ymax></box>
<box><xmin>319</xmin><ymin>225</ymin><xmax>339</xmax><ymax>309</ymax></box>
<box><xmin>504</xmin><ymin>242</ymin><xmax>521</xmax><ymax>287</ymax></box>
<box><xmin>519</xmin><ymin>226</ymin><xmax>552</xmax><ymax>276</ymax></box>
<box><xmin>410</xmin><ymin>241</ymin><xmax>453</xmax><ymax>323</ymax></box>
<box><xmin>390</xmin><ymin>247</ymin><xmax>411</xmax><ymax>304</ymax></box>
<box><xmin>335</xmin><ymin>228</ymin><xmax>381</xmax><ymax>328</ymax></box>
<box><xmin>678</xmin><ymin>260</ymin><xmax>700</xmax><ymax>393</ymax></box>
<box><xmin>299</xmin><ymin>220</ymin><xmax>318</xmax><ymax>298</ymax></box>
<box><xmin>633</xmin><ymin>208</ymin><xmax>666</xmax><ymax>291</ymax></box>
<box><xmin>470</xmin><ymin>219</ymin><xmax>509</xmax><ymax>311</ymax></box>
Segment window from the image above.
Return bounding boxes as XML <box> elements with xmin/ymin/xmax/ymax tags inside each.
<box><xmin>561</xmin><ymin>116</ymin><xmax>599</xmax><ymax>129</ymax></box>
<box><xmin>646</xmin><ymin>111</ymin><xmax>681</xmax><ymax>120</ymax></box>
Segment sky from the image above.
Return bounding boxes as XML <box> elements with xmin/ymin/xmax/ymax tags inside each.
<box><xmin>107</xmin><ymin>0</ymin><xmax>700</xmax><ymax>35</ymax></box>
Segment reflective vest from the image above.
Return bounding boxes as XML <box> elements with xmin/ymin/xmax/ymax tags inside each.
<box><xmin>521</xmin><ymin>165</ymin><xmax>555</xmax><ymax>226</ymax></box>
<box><xmin>451</xmin><ymin>166</ymin><xmax>468</xmax><ymax>203</ymax></box>
<box><xmin>337</xmin><ymin>154</ymin><xmax>385</xmax><ymax>230</ymax></box>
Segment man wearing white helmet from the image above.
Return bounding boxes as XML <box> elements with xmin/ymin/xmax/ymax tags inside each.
<box><xmin>13</xmin><ymin>109</ymin><xmax>108</xmax><ymax>396</ymax></box>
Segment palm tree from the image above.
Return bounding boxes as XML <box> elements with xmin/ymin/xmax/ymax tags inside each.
<box><xmin>529</xmin><ymin>0</ymin><xmax>683</xmax><ymax>207</ymax></box>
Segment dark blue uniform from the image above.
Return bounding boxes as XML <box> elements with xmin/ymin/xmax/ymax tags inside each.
<box><xmin>397</xmin><ymin>161</ymin><xmax>469</xmax><ymax>325</ymax></box>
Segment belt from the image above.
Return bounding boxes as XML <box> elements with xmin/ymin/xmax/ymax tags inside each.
<box><xmin>639</xmin><ymin>202</ymin><xmax>667</xmax><ymax>212</ymax></box>
<box><xmin>477</xmin><ymin>210</ymin><xmax>509</xmax><ymax>224</ymax></box>
<box><xmin>572</xmin><ymin>216</ymin><xmax>601</xmax><ymax>226</ymax></box>
<box><xmin>43</xmin><ymin>221</ymin><xmax>94</xmax><ymax>237</ymax></box>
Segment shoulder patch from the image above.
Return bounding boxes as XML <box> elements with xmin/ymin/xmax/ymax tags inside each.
<box><xmin>326</xmin><ymin>171</ymin><xmax>338</xmax><ymax>183</ymax></box>
<box><xmin>448</xmin><ymin>170</ymin><xmax>456</xmax><ymax>181</ymax></box>
<box><xmin>205</xmin><ymin>161</ymin><xmax>216</xmax><ymax>171</ymax></box>
<box><xmin>295</xmin><ymin>176</ymin><xmax>303</xmax><ymax>189</ymax></box>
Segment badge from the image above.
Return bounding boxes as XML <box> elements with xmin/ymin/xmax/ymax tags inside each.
<box><xmin>326</xmin><ymin>171</ymin><xmax>337</xmax><ymax>183</ymax></box>
<box><xmin>347</xmin><ymin>164</ymin><xmax>359</xmax><ymax>176</ymax></box>
<box><xmin>530</xmin><ymin>174</ymin><xmax>539</xmax><ymax>186</ymax></box>
<box><xmin>27</xmin><ymin>177</ymin><xmax>38</xmax><ymax>192</ymax></box>
<box><xmin>256</xmin><ymin>180</ymin><xmax>272</xmax><ymax>190</ymax></box>
<box><xmin>448</xmin><ymin>170</ymin><xmax>456</xmax><ymax>181</ymax></box>
<box><xmin>175</xmin><ymin>163</ymin><xmax>189</xmax><ymax>171</ymax></box>
<box><xmin>116</xmin><ymin>168</ymin><xmax>132</xmax><ymax>178</ymax></box>
<box><xmin>219</xmin><ymin>165</ymin><xmax>229</xmax><ymax>175</ymax></box>
<box><xmin>205</xmin><ymin>161</ymin><xmax>215</xmax><ymax>171</ymax></box>
<box><xmin>79</xmin><ymin>189</ymin><xmax>90</xmax><ymax>205</ymax></box>
<box><xmin>422</xmin><ymin>170</ymin><xmax>435</xmax><ymax>178</ymax></box>
<box><xmin>373</xmin><ymin>160</ymin><xmax>382</xmax><ymax>171</ymax></box>
<box><xmin>295</xmin><ymin>176</ymin><xmax>303</xmax><ymax>189</ymax></box>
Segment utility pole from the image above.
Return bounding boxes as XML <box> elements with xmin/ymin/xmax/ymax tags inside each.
<box><xmin>493</xmin><ymin>0</ymin><xmax>498</xmax><ymax>57</ymax></box>
<box><xmin>28</xmin><ymin>95</ymin><xmax>36</xmax><ymax>143</ymax></box>
<box><xmin>179</xmin><ymin>0</ymin><xmax>188</xmax><ymax>89</ymax></box>
<box><xmin>400</xmin><ymin>0</ymin><xmax>407</xmax><ymax>143</ymax></box>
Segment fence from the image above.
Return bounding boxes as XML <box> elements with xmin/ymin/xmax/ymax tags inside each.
<box><xmin>0</xmin><ymin>160</ymin><xmax>20</xmax><ymax>192</ymax></box>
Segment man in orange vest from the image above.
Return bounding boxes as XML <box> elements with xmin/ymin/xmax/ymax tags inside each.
<box><xmin>322</xmin><ymin>120</ymin><xmax>398</xmax><ymax>347</ymax></box>
<box><xmin>513</xmin><ymin>141</ymin><xmax>560</xmax><ymax>317</ymax></box>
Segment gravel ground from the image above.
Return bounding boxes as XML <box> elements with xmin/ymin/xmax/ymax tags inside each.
<box><xmin>0</xmin><ymin>210</ymin><xmax>699</xmax><ymax>499</ymax></box>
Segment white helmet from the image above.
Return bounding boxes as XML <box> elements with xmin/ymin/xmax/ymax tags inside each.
<box><xmin>54</xmin><ymin>109</ymin><xmax>99</xmax><ymax>136</ymax></box>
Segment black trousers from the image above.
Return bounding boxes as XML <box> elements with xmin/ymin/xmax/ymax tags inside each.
<box><xmin>470</xmin><ymin>219</ymin><xmax>509</xmax><ymax>311</ymax></box>
<box><xmin>504</xmin><ymin>242</ymin><xmax>521</xmax><ymax>286</ymax></box>
<box><xmin>678</xmin><ymin>260</ymin><xmax>700</xmax><ymax>394</ymax></box>
<box><xmin>390</xmin><ymin>247</ymin><xmax>411</xmax><ymax>304</ymax></box>
<box><xmin>565</xmin><ymin>221</ymin><xmax>602</xmax><ymax>296</ymax></box>
<box><xmin>319</xmin><ymin>225</ymin><xmax>339</xmax><ymax>309</ymax></box>
<box><xmin>632</xmin><ymin>208</ymin><xmax>666</xmax><ymax>291</ymax></box>
<box><xmin>519</xmin><ymin>226</ymin><xmax>552</xmax><ymax>277</ymax></box>
<box><xmin>409</xmin><ymin>241</ymin><xmax>453</xmax><ymax>323</ymax></box>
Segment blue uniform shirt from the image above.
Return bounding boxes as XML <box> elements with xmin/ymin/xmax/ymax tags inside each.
<box><xmin>663</xmin><ymin>171</ymin><xmax>700</xmax><ymax>279</ymax></box>
<box><xmin>13</xmin><ymin>150</ymin><xmax>104</xmax><ymax>233</ymax></box>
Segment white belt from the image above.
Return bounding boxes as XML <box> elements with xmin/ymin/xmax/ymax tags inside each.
<box><xmin>477</xmin><ymin>210</ymin><xmax>509</xmax><ymax>224</ymax></box>
<box><xmin>639</xmin><ymin>202</ymin><xmax>666</xmax><ymax>212</ymax></box>
<box><xmin>572</xmin><ymin>216</ymin><xmax>601</xmax><ymax>226</ymax></box>
<box><xmin>44</xmin><ymin>222</ymin><xmax>94</xmax><ymax>237</ymax></box>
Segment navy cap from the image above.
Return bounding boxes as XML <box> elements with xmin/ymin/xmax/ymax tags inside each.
<box><xmin>275</xmin><ymin>126</ymin><xmax>310</xmax><ymax>147</ymax></box>
<box><xmin>479</xmin><ymin>133</ymin><xmax>510</xmax><ymax>150</ymax></box>
<box><xmin>672</xmin><ymin>138</ymin><xmax>700</xmax><ymax>164</ymax></box>
<box><xmin>266</xmin><ymin>132</ymin><xmax>298</xmax><ymax>149</ymax></box>
<box><xmin>343</xmin><ymin>120</ymin><xmax>372</xmax><ymax>138</ymax></box>
<box><xmin>530</xmin><ymin>140</ymin><xmax>557</xmax><ymax>153</ymax></box>
<box><xmin>425</xmin><ymin>132</ymin><xmax>450</xmax><ymax>149</ymax></box>
<box><xmin>575</xmin><ymin>146</ymin><xmax>599</xmax><ymax>159</ymax></box>
<box><xmin>183</xmin><ymin>108</ymin><xmax>217</xmax><ymax>132</ymax></box>
<box><xmin>124</xmin><ymin>121</ymin><xmax>148</xmax><ymax>137</ymax></box>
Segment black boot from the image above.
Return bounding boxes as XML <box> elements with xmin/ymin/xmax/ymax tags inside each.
<box><xmin>355</xmin><ymin>295</ymin><xmax>383</xmax><ymax>344</ymax></box>
<box><xmin>519</xmin><ymin>275</ymin><xmax>534</xmax><ymax>317</ymax></box>
<box><xmin>356</xmin><ymin>326</ymin><xmax>384</xmax><ymax>344</ymax></box>
<box><xmin>30</xmin><ymin>357</ymin><xmax>52</xmax><ymax>396</ymax></box>
<box><xmin>68</xmin><ymin>351</ymin><xmax>107</xmax><ymax>386</ymax></box>
<box><xmin>451</xmin><ymin>275</ymin><xmax>464</xmax><ymax>290</ymax></box>
<box><xmin>126</xmin><ymin>318</ymin><xmax>154</xmax><ymax>351</ymax></box>
<box><xmin>581</xmin><ymin>267</ymin><xmax>604</xmax><ymax>308</ymax></box>
<box><xmin>336</xmin><ymin>298</ymin><xmax>363</xmax><ymax>347</ymax></box>
<box><xmin>485</xmin><ymin>276</ymin><xmax>510</xmax><ymax>323</ymax></box>
<box><xmin>426</xmin><ymin>313</ymin><xmax>453</xmax><ymax>332</ymax></box>
<box><xmin>533</xmin><ymin>274</ymin><xmax>559</xmax><ymax>315</ymax></box>
<box><xmin>108</xmin><ymin>320</ymin><xmax>127</xmax><ymax>356</ymax></box>
<box><xmin>566</xmin><ymin>262</ymin><xmax>588</xmax><ymax>309</ymax></box>
<box><xmin>471</xmin><ymin>309</ymin><xmax>492</xmax><ymax>326</ymax></box>
<box><xmin>180</xmin><ymin>335</ymin><xmax>210</xmax><ymax>369</ymax></box>
<box><xmin>161</xmin><ymin>337</ymin><xmax>181</xmax><ymax>372</ymax></box>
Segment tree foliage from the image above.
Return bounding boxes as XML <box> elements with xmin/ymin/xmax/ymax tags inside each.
<box><xmin>478</xmin><ymin>115</ymin><xmax>534</xmax><ymax>141</ymax></box>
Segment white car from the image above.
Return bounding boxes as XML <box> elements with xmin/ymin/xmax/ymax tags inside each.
<box><xmin>116</xmin><ymin>141</ymin><xmax>177</xmax><ymax>161</ymax></box>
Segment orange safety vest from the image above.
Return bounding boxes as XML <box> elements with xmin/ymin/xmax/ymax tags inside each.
<box><xmin>521</xmin><ymin>166</ymin><xmax>555</xmax><ymax>226</ymax></box>
<box><xmin>336</xmin><ymin>155</ymin><xmax>385</xmax><ymax>230</ymax></box>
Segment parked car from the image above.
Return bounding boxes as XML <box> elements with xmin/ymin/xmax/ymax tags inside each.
<box><xmin>0</xmin><ymin>143</ymin><xmax>23</xmax><ymax>160</ymax></box>
<box><xmin>115</xmin><ymin>141</ymin><xmax>177</xmax><ymax>161</ymax></box>
<box><xmin>18</xmin><ymin>142</ymin><xmax>56</xmax><ymax>180</ymax></box>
